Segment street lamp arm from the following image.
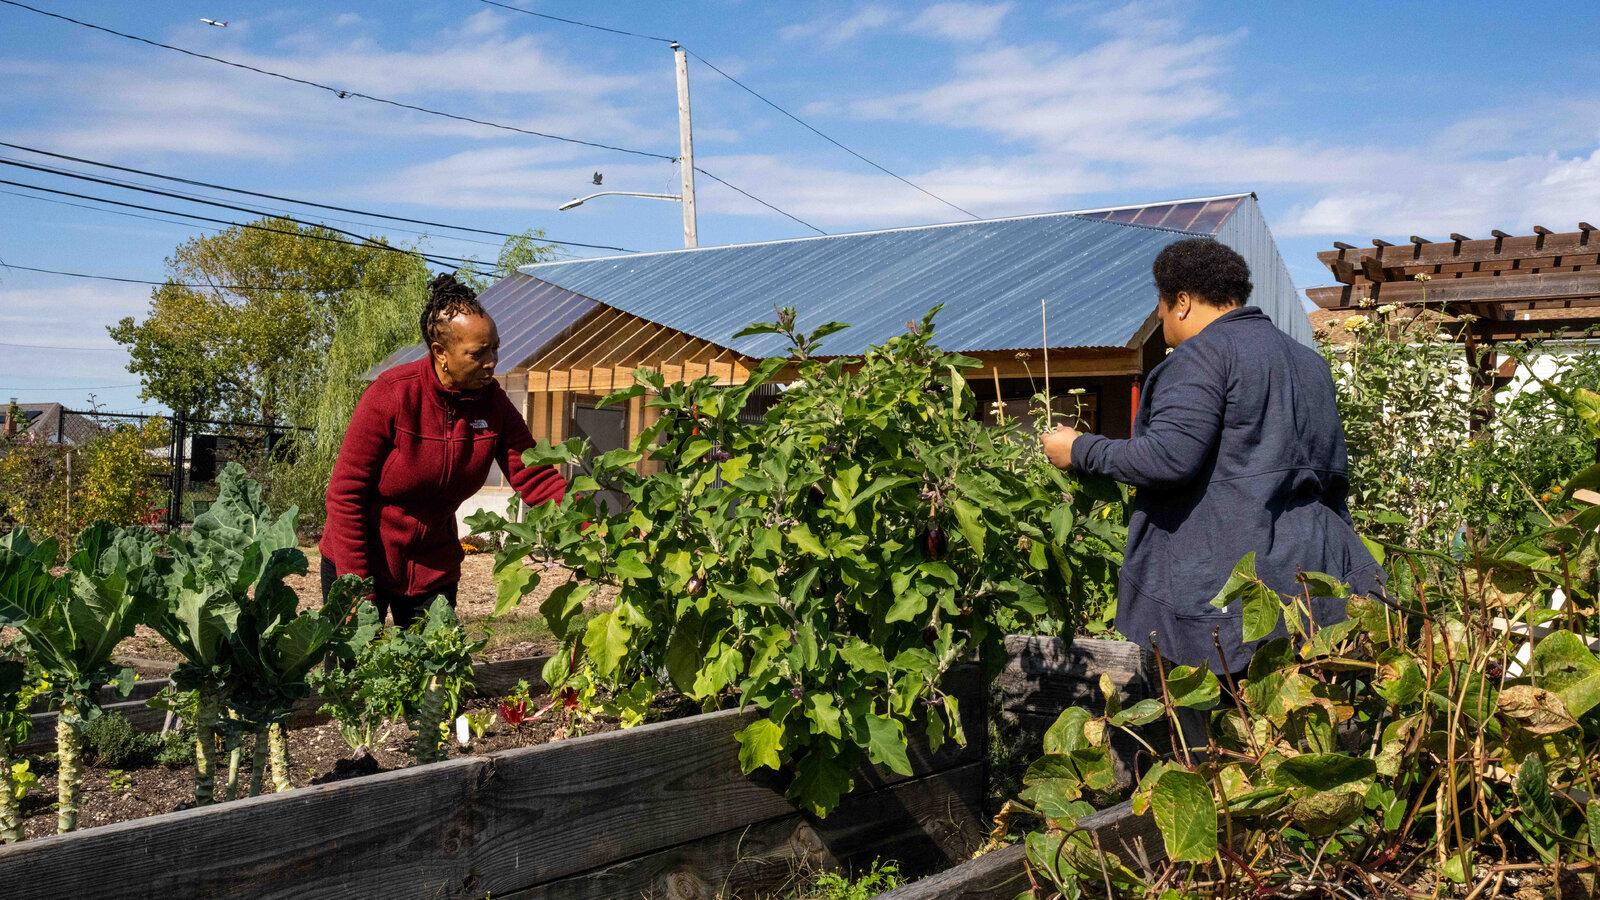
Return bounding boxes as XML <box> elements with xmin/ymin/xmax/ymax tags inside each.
<box><xmin>558</xmin><ymin>191</ymin><xmax>682</xmax><ymax>211</ymax></box>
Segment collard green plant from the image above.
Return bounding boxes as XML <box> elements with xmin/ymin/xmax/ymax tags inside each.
<box><xmin>0</xmin><ymin>523</ymin><xmax>163</xmax><ymax>833</ymax></box>
<box><xmin>0</xmin><ymin>653</ymin><xmax>35</xmax><ymax>843</ymax></box>
<box><xmin>469</xmin><ymin>308</ymin><xmax>1122</xmax><ymax>815</ymax></box>
<box><xmin>156</xmin><ymin>463</ymin><xmax>378</xmax><ymax>801</ymax></box>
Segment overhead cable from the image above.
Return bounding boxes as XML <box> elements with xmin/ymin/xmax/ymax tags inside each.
<box><xmin>0</xmin><ymin>0</ymin><xmax>671</xmax><ymax>162</ymax></box>
<box><xmin>0</xmin><ymin>261</ymin><xmax>427</xmax><ymax>293</ymax></box>
<box><xmin>0</xmin><ymin>140</ymin><xmax>636</xmax><ymax>251</ymax></box>
<box><xmin>479</xmin><ymin>0</ymin><xmax>973</xmax><ymax>220</ymax></box>
<box><xmin>0</xmin><ymin>2</ymin><xmax>821</xmax><ymax>236</ymax></box>
<box><xmin>0</xmin><ymin>176</ymin><xmax>494</xmax><ymax>274</ymax></box>
<box><xmin>476</xmin><ymin>0</ymin><xmax>673</xmax><ymax>43</ymax></box>
<box><xmin>694</xmin><ymin>168</ymin><xmax>826</xmax><ymax>235</ymax></box>
<box><xmin>683</xmin><ymin>50</ymin><xmax>977</xmax><ymax>220</ymax></box>
<box><xmin>0</xmin><ymin>157</ymin><xmax>508</xmax><ymax>268</ymax></box>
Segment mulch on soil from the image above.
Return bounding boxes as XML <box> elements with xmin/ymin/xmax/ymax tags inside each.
<box><xmin>16</xmin><ymin>689</ymin><xmax>697</xmax><ymax>840</ymax></box>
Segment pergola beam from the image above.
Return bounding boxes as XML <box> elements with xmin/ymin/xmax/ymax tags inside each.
<box><xmin>1307</xmin><ymin>272</ymin><xmax>1600</xmax><ymax>308</ymax></box>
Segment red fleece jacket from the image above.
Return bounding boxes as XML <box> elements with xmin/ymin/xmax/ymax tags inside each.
<box><xmin>320</xmin><ymin>357</ymin><xmax>565</xmax><ymax>596</ymax></box>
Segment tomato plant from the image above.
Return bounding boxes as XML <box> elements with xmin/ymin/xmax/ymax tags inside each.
<box><xmin>470</xmin><ymin>308</ymin><xmax>1123</xmax><ymax>815</ymax></box>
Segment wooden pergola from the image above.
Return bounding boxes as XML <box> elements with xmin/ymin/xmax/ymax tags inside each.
<box><xmin>1309</xmin><ymin>224</ymin><xmax>1600</xmax><ymax>338</ymax></box>
<box><xmin>1308</xmin><ymin>224</ymin><xmax>1600</xmax><ymax>415</ymax></box>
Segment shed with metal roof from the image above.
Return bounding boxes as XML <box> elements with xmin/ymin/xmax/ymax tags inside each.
<box><xmin>378</xmin><ymin>193</ymin><xmax>1309</xmax><ymax>463</ymax></box>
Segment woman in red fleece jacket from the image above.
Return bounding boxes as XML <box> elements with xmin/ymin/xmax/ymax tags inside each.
<box><xmin>319</xmin><ymin>274</ymin><xmax>566</xmax><ymax>625</ymax></box>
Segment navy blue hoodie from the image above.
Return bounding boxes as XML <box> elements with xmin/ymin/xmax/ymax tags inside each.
<box><xmin>1072</xmin><ymin>306</ymin><xmax>1383</xmax><ymax>672</ymax></box>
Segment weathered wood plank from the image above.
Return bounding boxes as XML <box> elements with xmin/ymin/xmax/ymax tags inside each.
<box><xmin>1316</xmin><ymin>231</ymin><xmax>1599</xmax><ymax>273</ymax></box>
<box><xmin>511</xmin><ymin>762</ymin><xmax>987</xmax><ymax>900</ymax></box>
<box><xmin>1307</xmin><ymin>272</ymin><xmax>1600</xmax><ymax>309</ymax></box>
<box><xmin>880</xmin><ymin>800</ymin><xmax>1166</xmax><ymax>900</ymax></box>
<box><xmin>876</xmin><ymin>843</ymin><xmax>1027</xmax><ymax>900</ymax></box>
<box><xmin>0</xmin><ymin>756</ymin><xmax>488</xmax><ymax>899</ymax></box>
<box><xmin>7</xmin><ymin>663</ymin><xmax>981</xmax><ymax>898</ymax></box>
<box><xmin>466</xmin><ymin>667</ymin><xmax>986</xmax><ymax>895</ymax></box>
<box><xmin>1081</xmin><ymin>799</ymin><xmax>1166</xmax><ymax>876</ymax></box>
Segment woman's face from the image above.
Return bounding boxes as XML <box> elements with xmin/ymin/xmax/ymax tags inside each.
<box><xmin>431</xmin><ymin>312</ymin><xmax>500</xmax><ymax>390</ymax></box>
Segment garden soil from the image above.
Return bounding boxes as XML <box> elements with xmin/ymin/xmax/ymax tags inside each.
<box><xmin>17</xmin><ymin>692</ymin><xmax>630</xmax><ymax>839</ymax></box>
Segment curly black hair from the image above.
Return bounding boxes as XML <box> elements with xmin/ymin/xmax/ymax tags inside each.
<box><xmin>420</xmin><ymin>273</ymin><xmax>487</xmax><ymax>347</ymax></box>
<box><xmin>1152</xmin><ymin>238</ymin><xmax>1253</xmax><ymax>307</ymax></box>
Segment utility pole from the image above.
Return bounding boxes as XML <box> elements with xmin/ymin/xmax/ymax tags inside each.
<box><xmin>671</xmin><ymin>42</ymin><xmax>699</xmax><ymax>248</ymax></box>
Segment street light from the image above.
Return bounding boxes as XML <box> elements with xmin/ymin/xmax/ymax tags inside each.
<box><xmin>557</xmin><ymin>191</ymin><xmax>683</xmax><ymax>212</ymax></box>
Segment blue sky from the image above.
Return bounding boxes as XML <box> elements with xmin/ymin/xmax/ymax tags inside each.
<box><xmin>2</xmin><ymin>0</ymin><xmax>1597</xmax><ymax>413</ymax></box>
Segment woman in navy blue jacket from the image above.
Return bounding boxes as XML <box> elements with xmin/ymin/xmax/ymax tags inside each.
<box><xmin>1042</xmin><ymin>239</ymin><xmax>1382</xmax><ymax>674</ymax></box>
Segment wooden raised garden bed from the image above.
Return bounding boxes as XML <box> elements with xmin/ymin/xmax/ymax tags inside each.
<box><xmin>2</xmin><ymin>665</ymin><xmax>989</xmax><ymax>899</ymax></box>
<box><xmin>7</xmin><ymin>636</ymin><xmax>1158</xmax><ymax>898</ymax></box>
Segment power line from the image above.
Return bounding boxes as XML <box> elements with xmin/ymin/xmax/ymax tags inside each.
<box><xmin>0</xmin><ymin>2</ymin><xmax>824</xmax><ymax>238</ymax></box>
<box><xmin>0</xmin><ymin>0</ymin><xmax>672</xmax><ymax>163</ymax></box>
<box><xmin>0</xmin><ymin>340</ymin><xmax>121</xmax><ymax>352</ymax></box>
<box><xmin>0</xmin><ymin>157</ymin><xmax>502</xmax><ymax>269</ymax></box>
<box><xmin>0</xmin><ymin>186</ymin><xmax>229</xmax><ymax>232</ymax></box>
<box><xmin>0</xmin><ymin>140</ymin><xmax>636</xmax><ymax>252</ymax></box>
<box><xmin>0</xmin><ymin>261</ymin><xmax>423</xmax><ymax>293</ymax></box>
<box><xmin>476</xmin><ymin>0</ymin><xmax>673</xmax><ymax>43</ymax></box>
<box><xmin>683</xmin><ymin>50</ymin><xmax>978</xmax><ymax>220</ymax></box>
<box><xmin>0</xmin><ymin>176</ymin><xmax>494</xmax><ymax>275</ymax></box>
<box><xmin>1</xmin><ymin>383</ymin><xmax>139</xmax><ymax>392</ymax></box>
<box><xmin>694</xmin><ymin>167</ymin><xmax>826</xmax><ymax>235</ymax></box>
<box><xmin>477</xmin><ymin>0</ymin><xmax>975</xmax><ymax>220</ymax></box>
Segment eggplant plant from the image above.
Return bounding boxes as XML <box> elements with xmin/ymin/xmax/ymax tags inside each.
<box><xmin>469</xmin><ymin>307</ymin><xmax>1124</xmax><ymax>815</ymax></box>
<box><xmin>0</xmin><ymin>524</ymin><xmax>163</xmax><ymax>832</ymax></box>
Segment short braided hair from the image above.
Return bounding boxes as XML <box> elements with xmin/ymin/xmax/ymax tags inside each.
<box><xmin>1152</xmin><ymin>238</ymin><xmax>1253</xmax><ymax>308</ymax></box>
<box><xmin>420</xmin><ymin>273</ymin><xmax>487</xmax><ymax>347</ymax></box>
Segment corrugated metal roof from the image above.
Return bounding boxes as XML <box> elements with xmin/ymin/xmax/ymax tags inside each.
<box><xmin>519</xmin><ymin>200</ymin><xmax>1254</xmax><ymax>358</ymax></box>
<box><xmin>369</xmin><ymin>272</ymin><xmax>600</xmax><ymax>376</ymax></box>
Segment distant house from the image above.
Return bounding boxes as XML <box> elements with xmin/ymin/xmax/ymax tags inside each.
<box><xmin>378</xmin><ymin>193</ymin><xmax>1312</xmax><ymax>472</ymax></box>
<box><xmin>1</xmin><ymin>401</ymin><xmax>104</xmax><ymax>445</ymax></box>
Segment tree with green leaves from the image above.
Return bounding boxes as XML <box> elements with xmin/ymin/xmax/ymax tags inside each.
<box><xmin>108</xmin><ymin>217</ymin><xmax>429</xmax><ymax>422</ymax></box>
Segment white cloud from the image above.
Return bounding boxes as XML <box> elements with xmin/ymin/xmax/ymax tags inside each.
<box><xmin>779</xmin><ymin>6</ymin><xmax>897</xmax><ymax>47</ymax></box>
<box><xmin>795</xmin><ymin>2</ymin><xmax>1600</xmax><ymax>240</ymax></box>
<box><xmin>8</xmin><ymin>10</ymin><xmax>661</xmax><ymax>160</ymax></box>
<box><xmin>1279</xmin><ymin>147</ymin><xmax>1600</xmax><ymax>238</ymax></box>
<box><xmin>364</xmin><ymin>146</ymin><xmax>676</xmax><ymax>211</ymax></box>
<box><xmin>907</xmin><ymin>3</ymin><xmax>1013</xmax><ymax>41</ymax></box>
<box><xmin>0</xmin><ymin>282</ymin><xmax>145</xmax><ymax>383</ymax></box>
